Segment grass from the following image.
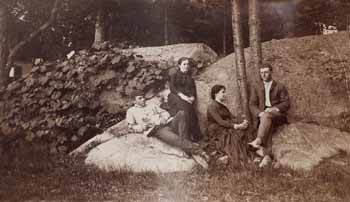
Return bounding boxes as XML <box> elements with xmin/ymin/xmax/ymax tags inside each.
<box><xmin>0</xmin><ymin>154</ymin><xmax>158</xmax><ymax>202</ymax></box>
<box><xmin>198</xmin><ymin>151</ymin><xmax>350</xmax><ymax>202</ymax></box>
<box><xmin>0</xmin><ymin>142</ymin><xmax>157</xmax><ymax>202</ymax></box>
<box><xmin>1</xmin><ymin>144</ymin><xmax>350</xmax><ymax>202</ymax></box>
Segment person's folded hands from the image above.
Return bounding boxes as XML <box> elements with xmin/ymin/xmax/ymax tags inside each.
<box><xmin>234</xmin><ymin>120</ymin><xmax>248</xmax><ymax>130</ymax></box>
<box><xmin>264</xmin><ymin>107</ymin><xmax>279</xmax><ymax>113</ymax></box>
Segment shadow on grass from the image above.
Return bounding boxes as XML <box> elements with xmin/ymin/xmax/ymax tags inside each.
<box><xmin>1</xmin><ymin>140</ymin><xmax>350</xmax><ymax>202</ymax></box>
<box><xmin>0</xmin><ymin>141</ymin><xmax>157</xmax><ymax>202</ymax></box>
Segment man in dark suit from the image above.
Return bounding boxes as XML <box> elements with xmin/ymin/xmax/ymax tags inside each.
<box><xmin>248</xmin><ymin>63</ymin><xmax>290</xmax><ymax>167</ymax></box>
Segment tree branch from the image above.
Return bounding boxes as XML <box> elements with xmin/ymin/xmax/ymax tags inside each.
<box><xmin>6</xmin><ymin>0</ymin><xmax>59</xmax><ymax>69</ymax></box>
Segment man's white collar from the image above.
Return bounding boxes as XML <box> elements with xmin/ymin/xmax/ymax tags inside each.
<box><xmin>263</xmin><ymin>80</ymin><xmax>273</xmax><ymax>85</ymax></box>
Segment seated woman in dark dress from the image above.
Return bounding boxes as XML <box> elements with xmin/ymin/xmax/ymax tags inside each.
<box><xmin>207</xmin><ymin>85</ymin><xmax>249</xmax><ymax>167</ymax></box>
<box><xmin>167</xmin><ymin>57</ymin><xmax>203</xmax><ymax>142</ymax></box>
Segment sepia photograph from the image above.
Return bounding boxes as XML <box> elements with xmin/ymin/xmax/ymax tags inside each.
<box><xmin>0</xmin><ymin>0</ymin><xmax>350</xmax><ymax>201</ymax></box>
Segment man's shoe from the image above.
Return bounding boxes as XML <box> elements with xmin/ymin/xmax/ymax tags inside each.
<box><xmin>259</xmin><ymin>155</ymin><xmax>272</xmax><ymax>168</ymax></box>
<box><xmin>248</xmin><ymin>138</ymin><xmax>262</xmax><ymax>149</ymax></box>
<box><xmin>183</xmin><ymin>151</ymin><xmax>192</xmax><ymax>159</ymax></box>
<box><xmin>272</xmin><ymin>161</ymin><xmax>281</xmax><ymax>169</ymax></box>
<box><xmin>192</xmin><ymin>155</ymin><xmax>209</xmax><ymax>169</ymax></box>
<box><xmin>256</xmin><ymin>147</ymin><xmax>265</xmax><ymax>157</ymax></box>
<box><xmin>253</xmin><ymin>157</ymin><xmax>262</xmax><ymax>164</ymax></box>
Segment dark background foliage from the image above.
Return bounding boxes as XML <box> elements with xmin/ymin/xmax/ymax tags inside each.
<box><xmin>5</xmin><ymin>0</ymin><xmax>350</xmax><ymax>62</ymax></box>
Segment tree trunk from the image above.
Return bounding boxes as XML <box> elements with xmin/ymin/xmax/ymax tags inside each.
<box><xmin>93</xmin><ymin>3</ymin><xmax>107</xmax><ymax>47</ymax></box>
<box><xmin>0</xmin><ymin>5</ymin><xmax>9</xmax><ymax>86</ymax></box>
<box><xmin>164</xmin><ymin>0</ymin><xmax>169</xmax><ymax>45</ymax></box>
<box><xmin>249</xmin><ymin>0</ymin><xmax>262</xmax><ymax>70</ymax></box>
<box><xmin>232</xmin><ymin>0</ymin><xmax>253</xmax><ymax>140</ymax></box>
<box><xmin>223</xmin><ymin>0</ymin><xmax>228</xmax><ymax>56</ymax></box>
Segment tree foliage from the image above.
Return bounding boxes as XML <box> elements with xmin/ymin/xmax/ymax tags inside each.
<box><xmin>0</xmin><ymin>0</ymin><xmax>59</xmax><ymax>85</ymax></box>
<box><xmin>2</xmin><ymin>0</ymin><xmax>350</xmax><ymax>63</ymax></box>
<box><xmin>295</xmin><ymin>0</ymin><xmax>350</xmax><ymax>36</ymax></box>
<box><xmin>4</xmin><ymin>0</ymin><xmax>237</xmax><ymax>60</ymax></box>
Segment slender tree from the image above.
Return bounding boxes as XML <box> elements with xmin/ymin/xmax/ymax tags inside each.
<box><xmin>249</xmin><ymin>0</ymin><xmax>262</xmax><ymax>70</ymax></box>
<box><xmin>0</xmin><ymin>4</ymin><xmax>9</xmax><ymax>86</ymax></box>
<box><xmin>223</xmin><ymin>0</ymin><xmax>228</xmax><ymax>55</ymax></box>
<box><xmin>93</xmin><ymin>1</ymin><xmax>107</xmax><ymax>48</ymax></box>
<box><xmin>163</xmin><ymin>0</ymin><xmax>169</xmax><ymax>45</ymax></box>
<box><xmin>232</xmin><ymin>0</ymin><xmax>252</xmax><ymax>140</ymax></box>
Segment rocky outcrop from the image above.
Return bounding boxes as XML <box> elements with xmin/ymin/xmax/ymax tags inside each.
<box><xmin>272</xmin><ymin>122</ymin><xmax>350</xmax><ymax>171</ymax></box>
<box><xmin>124</xmin><ymin>43</ymin><xmax>218</xmax><ymax>64</ymax></box>
<box><xmin>82</xmin><ymin>133</ymin><xmax>196</xmax><ymax>173</ymax></box>
<box><xmin>194</xmin><ymin>33</ymin><xmax>350</xmax><ymax>170</ymax></box>
<box><xmin>195</xmin><ymin>32</ymin><xmax>350</xmax><ymax>133</ymax></box>
<box><xmin>71</xmin><ymin>120</ymin><xmax>197</xmax><ymax>173</ymax></box>
<box><xmin>76</xmin><ymin>33</ymin><xmax>350</xmax><ymax>172</ymax></box>
<box><xmin>70</xmin><ymin>95</ymin><xmax>199</xmax><ymax>173</ymax></box>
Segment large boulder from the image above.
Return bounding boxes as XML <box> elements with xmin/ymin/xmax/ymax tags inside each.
<box><xmin>71</xmin><ymin>95</ymin><xmax>197</xmax><ymax>173</ymax></box>
<box><xmin>71</xmin><ymin>122</ymin><xmax>197</xmax><ymax>173</ymax></box>
<box><xmin>72</xmin><ymin>121</ymin><xmax>350</xmax><ymax>172</ymax></box>
<box><xmin>83</xmin><ymin>133</ymin><xmax>196</xmax><ymax>173</ymax></box>
<box><xmin>272</xmin><ymin>122</ymin><xmax>350</xmax><ymax>170</ymax></box>
<box><xmin>74</xmin><ymin>32</ymin><xmax>350</xmax><ymax>172</ymax></box>
<box><xmin>124</xmin><ymin>43</ymin><xmax>218</xmax><ymax>64</ymax></box>
<box><xmin>196</xmin><ymin>32</ymin><xmax>350</xmax><ymax>133</ymax></box>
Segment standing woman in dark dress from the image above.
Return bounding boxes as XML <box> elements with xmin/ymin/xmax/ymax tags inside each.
<box><xmin>207</xmin><ymin>85</ymin><xmax>249</xmax><ymax>167</ymax></box>
<box><xmin>168</xmin><ymin>57</ymin><xmax>203</xmax><ymax>142</ymax></box>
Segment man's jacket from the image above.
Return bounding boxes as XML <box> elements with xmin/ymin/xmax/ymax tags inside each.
<box><xmin>249</xmin><ymin>80</ymin><xmax>290</xmax><ymax>119</ymax></box>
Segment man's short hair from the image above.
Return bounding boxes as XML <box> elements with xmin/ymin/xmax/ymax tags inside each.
<box><xmin>130</xmin><ymin>90</ymin><xmax>144</xmax><ymax>99</ymax></box>
<box><xmin>260</xmin><ymin>63</ymin><xmax>273</xmax><ymax>71</ymax></box>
